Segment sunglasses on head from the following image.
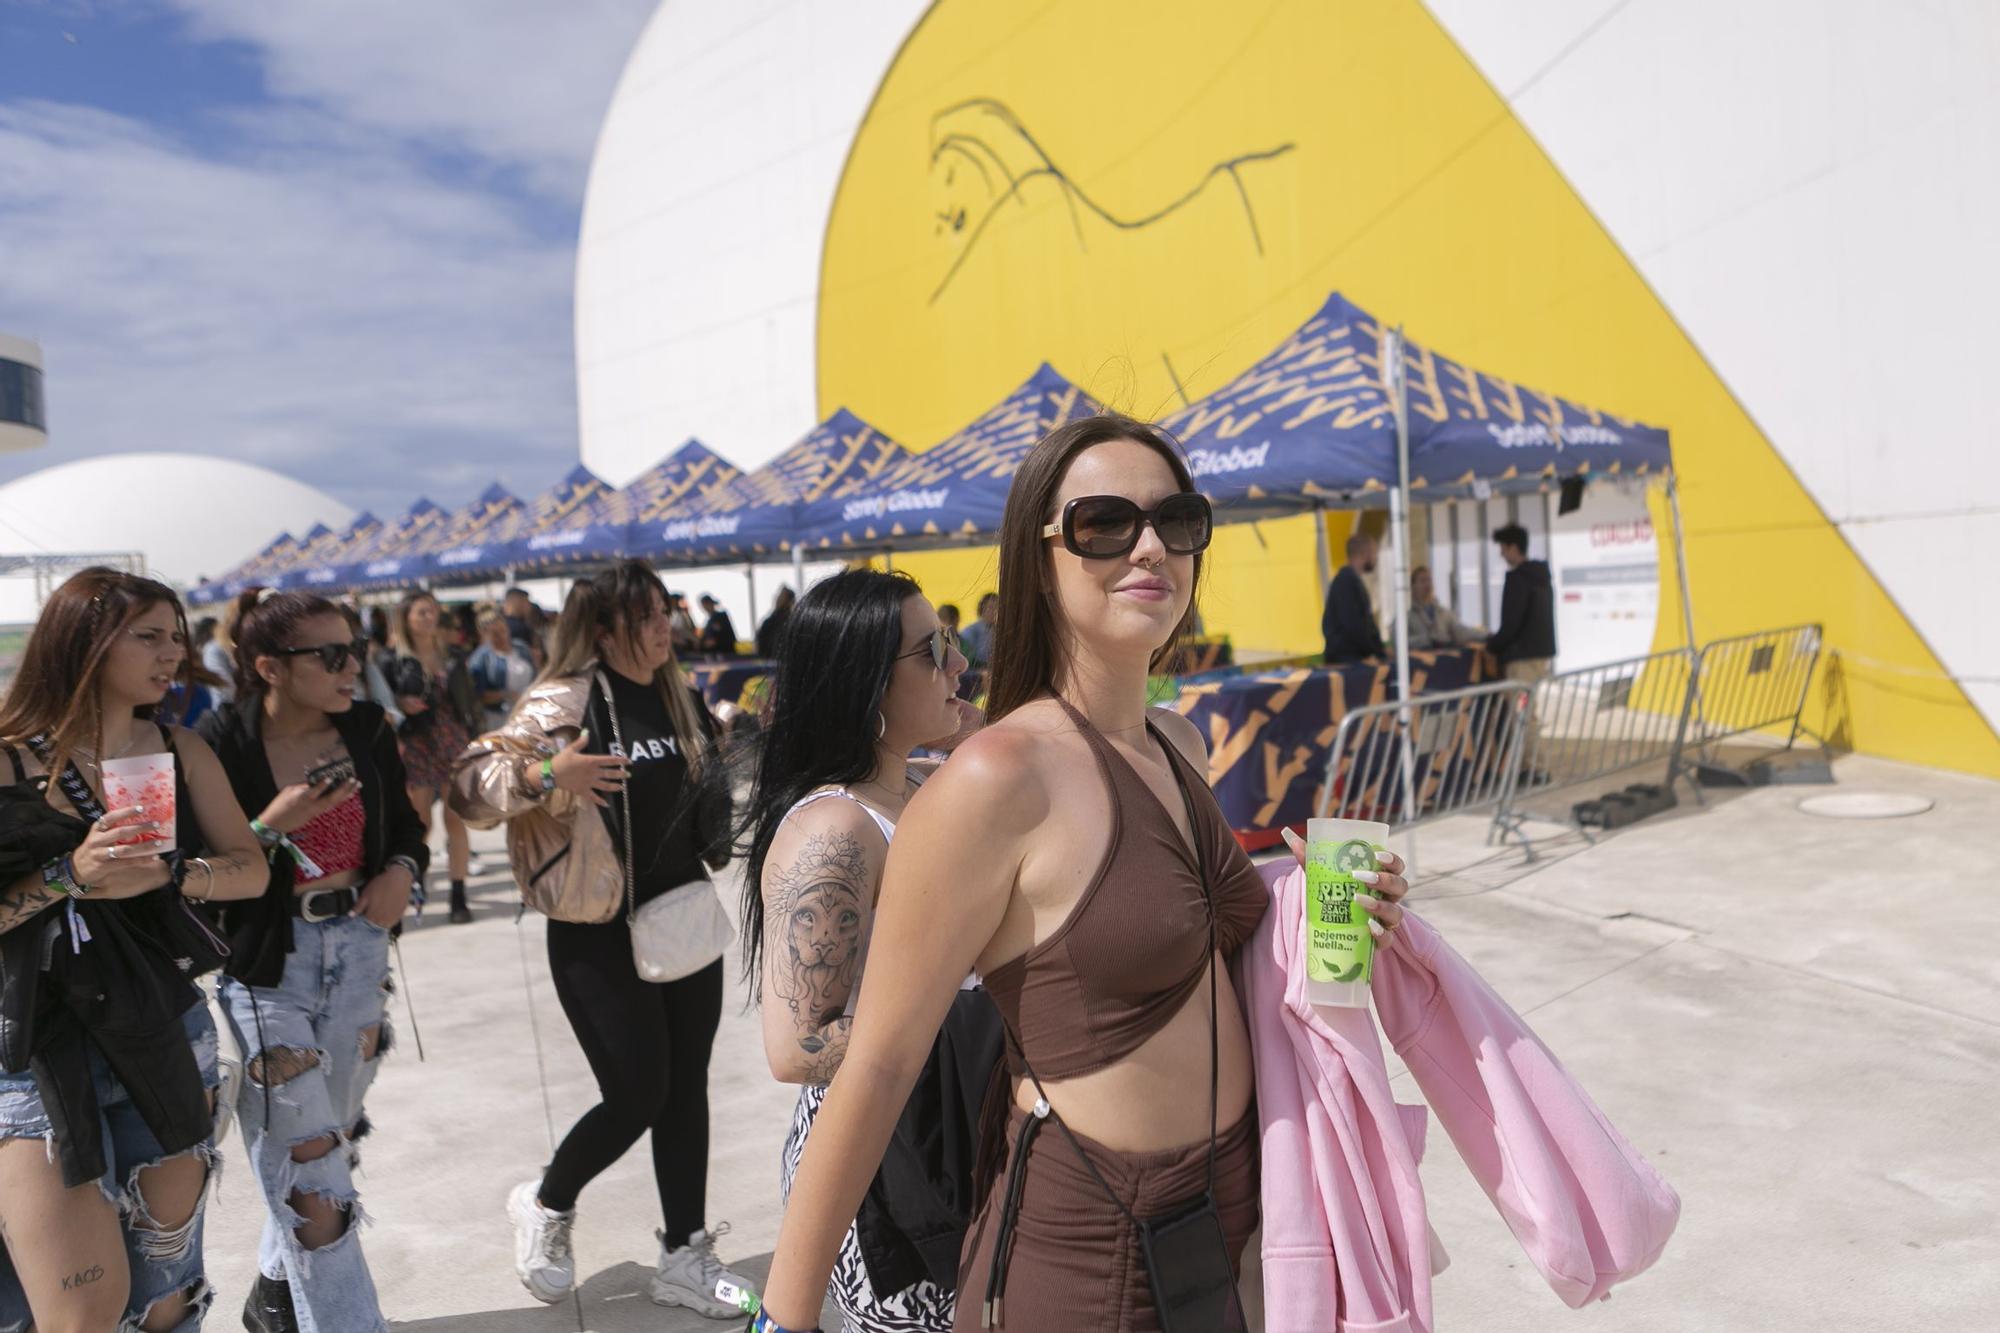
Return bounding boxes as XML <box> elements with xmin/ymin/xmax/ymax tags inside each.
<box><xmin>895</xmin><ymin>626</ymin><xmax>959</xmax><ymax>672</ymax></box>
<box><xmin>1042</xmin><ymin>492</ymin><xmax>1213</xmax><ymax>559</ymax></box>
<box><xmin>276</xmin><ymin>638</ymin><xmax>369</xmax><ymax>673</ymax></box>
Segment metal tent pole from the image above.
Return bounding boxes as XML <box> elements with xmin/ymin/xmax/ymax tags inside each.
<box><xmin>791</xmin><ymin>545</ymin><xmax>806</xmax><ymax>595</ymax></box>
<box><xmin>1313</xmin><ymin>501</ymin><xmax>1332</xmax><ymax>610</ymax></box>
<box><xmin>1666</xmin><ymin>473</ymin><xmax>1697</xmax><ymax>651</ymax></box>
<box><xmin>1387</xmin><ymin>327</ymin><xmax>1419</xmax><ymax>862</ymax></box>
<box><xmin>745</xmin><ymin>563</ymin><xmax>757</xmax><ymax>646</ymax></box>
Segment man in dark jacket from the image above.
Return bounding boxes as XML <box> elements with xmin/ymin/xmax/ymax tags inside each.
<box><xmin>1486</xmin><ymin>523</ymin><xmax>1557</xmax><ymax>683</ymax></box>
<box><xmin>697</xmin><ymin>594</ymin><xmax>739</xmax><ymax>658</ymax></box>
<box><xmin>1322</xmin><ymin>532</ymin><xmax>1386</xmax><ymax>663</ymax></box>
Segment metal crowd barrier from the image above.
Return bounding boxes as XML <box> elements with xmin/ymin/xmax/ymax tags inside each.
<box><xmin>1489</xmin><ymin>646</ymin><xmax>1700</xmax><ymax>854</ymax></box>
<box><xmin>1316</xmin><ymin>623</ymin><xmax>1824</xmax><ymax>861</ymax></box>
<box><xmin>1667</xmin><ymin>623</ymin><xmax>1824</xmax><ymax>785</ymax></box>
<box><xmin>1314</xmin><ymin>681</ymin><xmax>1532</xmax><ymax>830</ymax></box>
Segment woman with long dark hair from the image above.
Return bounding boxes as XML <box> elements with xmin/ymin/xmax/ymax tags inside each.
<box><xmin>740</xmin><ymin>569</ymin><xmax>974</xmax><ymax>1332</ymax></box>
<box><xmin>0</xmin><ymin>567</ymin><xmax>267</xmax><ymax>1333</ymax></box>
<box><xmin>197</xmin><ymin>588</ymin><xmax>430</xmax><ymax>1333</ymax></box>
<box><xmin>382</xmin><ymin>589</ymin><xmax>479</xmax><ymax>922</ymax></box>
<box><xmin>449</xmin><ymin>560</ymin><xmax>754</xmax><ymax>1318</ymax></box>
<box><xmin>754</xmin><ymin>416</ymin><xmax>1414</xmax><ymax>1333</ymax></box>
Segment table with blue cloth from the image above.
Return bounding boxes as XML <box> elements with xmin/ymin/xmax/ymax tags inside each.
<box><xmin>685</xmin><ymin>660</ymin><xmax>772</xmax><ymax>714</ymax></box>
<box><xmin>1168</xmin><ymin>648</ymin><xmax>1487</xmax><ymax>847</ymax></box>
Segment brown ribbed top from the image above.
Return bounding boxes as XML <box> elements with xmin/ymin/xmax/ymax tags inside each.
<box><xmin>982</xmin><ymin>699</ymin><xmax>1268</xmax><ymax>1081</ymax></box>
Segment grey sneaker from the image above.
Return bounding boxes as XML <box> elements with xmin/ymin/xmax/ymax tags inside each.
<box><xmin>650</xmin><ymin>1223</ymin><xmax>756</xmax><ymax>1318</ymax></box>
<box><xmin>507</xmin><ymin>1180</ymin><xmax>575</xmax><ymax>1304</ymax></box>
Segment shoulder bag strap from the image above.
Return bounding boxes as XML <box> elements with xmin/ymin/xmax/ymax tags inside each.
<box><xmin>593</xmin><ymin>671</ymin><xmax>638</xmax><ymax>928</ymax></box>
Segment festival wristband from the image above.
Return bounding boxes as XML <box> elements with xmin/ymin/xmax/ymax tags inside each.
<box><xmin>42</xmin><ymin>854</ymin><xmax>86</xmax><ymax>900</ymax></box>
<box><xmin>249</xmin><ymin>819</ymin><xmax>327</xmax><ymax>881</ymax></box>
<box><xmin>748</xmin><ymin>1313</ymin><xmax>819</xmax><ymax>1333</ymax></box>
<box><xmin>540</xmin><ymin>757</ymin><xmax>557</xmax><ymax>794</ymax></box>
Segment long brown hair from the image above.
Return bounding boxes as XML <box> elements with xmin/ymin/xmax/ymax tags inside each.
<box><xmin>0</xmin><ymin>566</ymin><xmax>193</xmax><ymax>780</ymax></box>
<box><xmin>390</xmin><ymin>588</ymin><xmax>443</xmax><ymax>659</ymax></box>
<box><xmin>985</xmin><ymin>413</ymin><xmax>1204</xmax><ymax>722</ymax></box>
<box><xmin>541</xmin><ymin>561</ymin><xmax>709</xmax><ymax>776</ymax></box>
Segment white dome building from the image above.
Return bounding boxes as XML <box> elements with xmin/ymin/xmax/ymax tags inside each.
<box><xmin>0</xmin><ymin>453</ymin><xmax>352</xmax><ymax>624</ymax></box>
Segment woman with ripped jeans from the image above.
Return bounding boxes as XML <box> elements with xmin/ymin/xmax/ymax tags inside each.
<box><xmin>0</xmin><ymin>567</ymin><xmax>268</xmax><ymax>1333</ymax></box>
<box><xmin>198</xmin><ymin>589</ymin><xmax>427</xmax><ymax>1333</ymax></box>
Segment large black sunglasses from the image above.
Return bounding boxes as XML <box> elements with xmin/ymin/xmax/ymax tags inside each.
<box><xmin>1042</xmin><ymin>492</ymin><xmax>1213</xmax><ymax>559</ymax></box>
<box><xmin>895</xmin><ymin>626</ymin><xmax>959</xmax><ymax>672</ymax></box>
<box><xmin>275</xmin><ymin>638</ymin><xmax>369</xmax><ymax>673</ymax></box>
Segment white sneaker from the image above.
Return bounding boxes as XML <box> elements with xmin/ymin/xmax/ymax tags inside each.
<box><xmin>507</xmin><ymin>1179</ymin><xmax>575</xmax><ymax>1304</ymax></box>
<box><xmin>468</xmin><ymin>854</ymin><xmax>488</xmax><ymax>877</ymax></box>
<box><xmin>650</xmin><ymin>1223</ymin><xmax>756</xmax><ymax>1318</ymax></box>
<box><xmin>211</xmin><ymin>1057</ymin><xmax>243</xmax><ymax>1148</ymax></box>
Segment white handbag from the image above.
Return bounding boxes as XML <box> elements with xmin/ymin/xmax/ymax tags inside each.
<box><xmin>629</xmin><ymin>877</ymin><xmax>734</xmax><ymax>983</ymax></box>
<box><xmin>597</xmin><ymin>671</ymin><xmax>735</xmax><ymax>983</ymax></box>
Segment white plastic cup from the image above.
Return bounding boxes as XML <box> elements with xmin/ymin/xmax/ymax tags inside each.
<box><xmin>1302</xmin><ymin>817</ymin><xmax>1390</xmax><ymax>1009</ymax></box>
<box><xmin>100</xmin><ymin>753</ymin><xmax>175</xmax><ymax>854</ymax></box>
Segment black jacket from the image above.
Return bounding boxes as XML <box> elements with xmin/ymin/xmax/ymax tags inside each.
<box><xmin>1321</xmin><ymin>565</ymin><xmax>1385</xmax><ymax>663</ymax></box>
<box><xmin>699</xmin><ymin>611</ymin><xmax>740</xmax><ymax>658</ymax></box>
<box><xmin>0</xmin><ymin>739</ymin><xmax>219</xmax><ymax>1186</ymax></box>
<box><xmin>197</xmin><ymin>699</ymin><xmax>430</xmax><ymax>987</ymax></box>
<box><xmin>754</xmin><ymin>607</ymin><xmax>790</xmax><ymax>660</ymax></box>
<box><xmin>1487</xmin><ymin>559</ymin><xmax>1557</xmax><ymax>663</ymax></box>
<box><xmin>380</xmin><ymin>647</ymin><xmax>481</xmax><ymax>737</ymax></box>
<box><xmin>854</xmin><ymin>987</ymin><xmax>1006</xmax><ymax>1297</ymax></box>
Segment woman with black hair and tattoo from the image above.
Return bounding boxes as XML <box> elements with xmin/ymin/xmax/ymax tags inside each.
<box><xmin>740</xmin><ymin>568</ymin><xmax>979</xmax><ymax>1333</ymax></box>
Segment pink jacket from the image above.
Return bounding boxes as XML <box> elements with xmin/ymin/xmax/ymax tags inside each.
<box><xmin>1237</xmin><ymin>862</ymin><xmax>1679</xmax><ymax>1332</ymax></box>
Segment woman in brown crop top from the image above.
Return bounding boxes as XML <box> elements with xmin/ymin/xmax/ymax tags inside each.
<box><xmin>760</xmin><ymin>415</ymin><xmax>1411</xmax><ymax>1333</ymax></box>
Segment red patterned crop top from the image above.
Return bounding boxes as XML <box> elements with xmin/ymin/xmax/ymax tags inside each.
<box><xmin>291</xmin><ymin>793</ymin><xmax>366</xmax><ymax>884</ymax></box>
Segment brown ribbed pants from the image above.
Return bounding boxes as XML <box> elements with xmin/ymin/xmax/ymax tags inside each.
<box><xmin>957</xmin><ymin>1105</ymin><xmax>1259</xmax><ymax>1333</ymax></box>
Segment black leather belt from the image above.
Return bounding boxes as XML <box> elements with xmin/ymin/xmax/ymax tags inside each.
<box><xmin>292</xmin><ymin>887</ymin><xmax>359</xmax><ymax>923</ymax></box>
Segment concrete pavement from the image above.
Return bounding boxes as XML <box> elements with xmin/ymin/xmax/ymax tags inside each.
<box><xmin>195</xmin><ymin>751</ymin><xmax>1999</xmax><ymax>1330</ymax></box>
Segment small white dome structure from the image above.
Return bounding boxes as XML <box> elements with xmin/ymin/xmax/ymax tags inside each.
<box><xmin>0</xmin><ymin>453</ymin><xmax>352</xmax><ymax>596</ymax></box>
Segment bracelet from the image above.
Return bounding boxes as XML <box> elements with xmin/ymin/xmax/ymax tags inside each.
<box><xmin>251</xmin><ymin>820</ymin><xmax>326</xmax><ymax>881</ymax></box>
<box><xmin>42</xmin><ymin>854</ymin><xmax>87</xmax><ymax>900</ymax></box>
<box><xmin>186</xmin><ymin>857</ymin><xmax>216</xmax><ymax>902</ymax></box>
<box><xmin>749</xmin><ymin>1313</ymin><xmax>819</xmax><ymax>1333</ymax></box>
<box><xmin>249</xmin><ymin>818</ymin><xmax>284</xmax><ymax>849</ymax></box>
<box><xmin>540</xmin><ymin>757</ymin><xmax>557</xmax><ymax>794</ymax></box>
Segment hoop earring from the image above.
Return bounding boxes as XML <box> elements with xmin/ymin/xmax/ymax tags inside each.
<box><xmin>875</xmin><ymin>711</ymin><xmax>887</xmax><ymax>742</ymax></box>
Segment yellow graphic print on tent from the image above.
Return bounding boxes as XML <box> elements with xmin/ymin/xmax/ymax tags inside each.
<box><xmin>819</xmin><ymin>0</ymin><xmax>1997</xmax><ymax>776</ymax></box>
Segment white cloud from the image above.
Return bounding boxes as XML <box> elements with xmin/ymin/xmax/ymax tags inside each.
<box><xmin>0</xmin><ymin>0</ymin><xmax>663</xmax><ymax>555</ymax></box>
<box><xmin>167</xmin><ymin>0</ymin><xmax>657</xmax><ymax>200</ymax></box>
<box><xmin>0</xmin><ymin>99</ymin><xmax>576</xmax><ymax>514</ymax></box>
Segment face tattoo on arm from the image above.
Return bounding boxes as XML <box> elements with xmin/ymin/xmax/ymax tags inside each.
<box><xmin>766</xmin><ymin>829</ymin><xmax>868</xmax><ymax>1084</ymax></box>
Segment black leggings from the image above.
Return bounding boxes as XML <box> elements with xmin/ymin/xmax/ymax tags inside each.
<box><xmin>538</xmin><ymin>916</ymin><xmax>723</xmax><ymax>1248</ymax></box>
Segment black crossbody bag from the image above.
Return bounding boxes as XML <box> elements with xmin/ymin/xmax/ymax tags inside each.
<box><xmin>984</xmin><ymin>748</ymin><xmax>1245</xmax><ymax>1332</ymax></box>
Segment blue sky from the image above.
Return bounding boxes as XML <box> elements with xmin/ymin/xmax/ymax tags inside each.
<box><xmin>0</xmin><ymin>0</ymin><xmax>657</xmax><ymax>518</ymax></box>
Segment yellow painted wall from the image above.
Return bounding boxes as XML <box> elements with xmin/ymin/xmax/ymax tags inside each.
<box><xmin>817</xmin><ymin>0</ymin><xmax>1999</xmax><ymax>776</ymax></box>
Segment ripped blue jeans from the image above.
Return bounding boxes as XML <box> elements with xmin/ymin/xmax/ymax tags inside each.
<box><xmin>0</xmin><ymin>1004</ymin><xmax>223</xmax><ymax>1333</ymax></box>
<box><xmin>217</xmin><ymin>914</ymin><xmax>393</xmax><ymax>1333</ymax></box>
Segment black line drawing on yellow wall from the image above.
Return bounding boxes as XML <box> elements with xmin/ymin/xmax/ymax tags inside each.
<box><xmin>928</xmin><ymin>97</ymin><xmax>1296</xmax><ymax>303</ymax></box>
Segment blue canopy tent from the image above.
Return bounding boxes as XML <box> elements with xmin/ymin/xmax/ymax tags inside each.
<box><xmin>419</xmin><ymin>468</ymin><xmax>608</xmax><ymax>584</ymax></box>
<box><xmin>797</xmin><ymin>363</ymin><xmax>1099</xmax><ymax>553</ymax></box>
<box><xmin>574</xmin><ymin>439</ymin><xmax>742</xmax><ymax>570</ymax></box>
<box><xmin>1165</xmin><ymin>290</ymin><xmax>1682</xmax><ymax>825</ymax></box>
<box><xmin>261</xmin><ymin>522</ymin><xmax>336</xmax><ymax>590</ymax></box>
<box><xmin>1163</xmin><ymin>291</ymin><xmax>1671</xmax><ymax>513</ymax></box>
<box><xmin>193</xmin><ymin>531</ymin><xmax>296</xmax><ymax>605</ymax></box>
<box><xmin>286</xmin><ymin>513</ymin><xmax>381</xmax><ymax>592</ymax></box>
<box><xmin>326</xmin><ymin>498</ymin><xmax>449</xmax><ymax>591</ymax></box>
<box><xmin>633</xmin><ymin>408</ymin><xmax>905</xmax><ymax>565</ymax></box>
<box><xmin>409</xmin><ymin>483</ymin><xmax>526</xmax><ymax>582</ymax></box>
